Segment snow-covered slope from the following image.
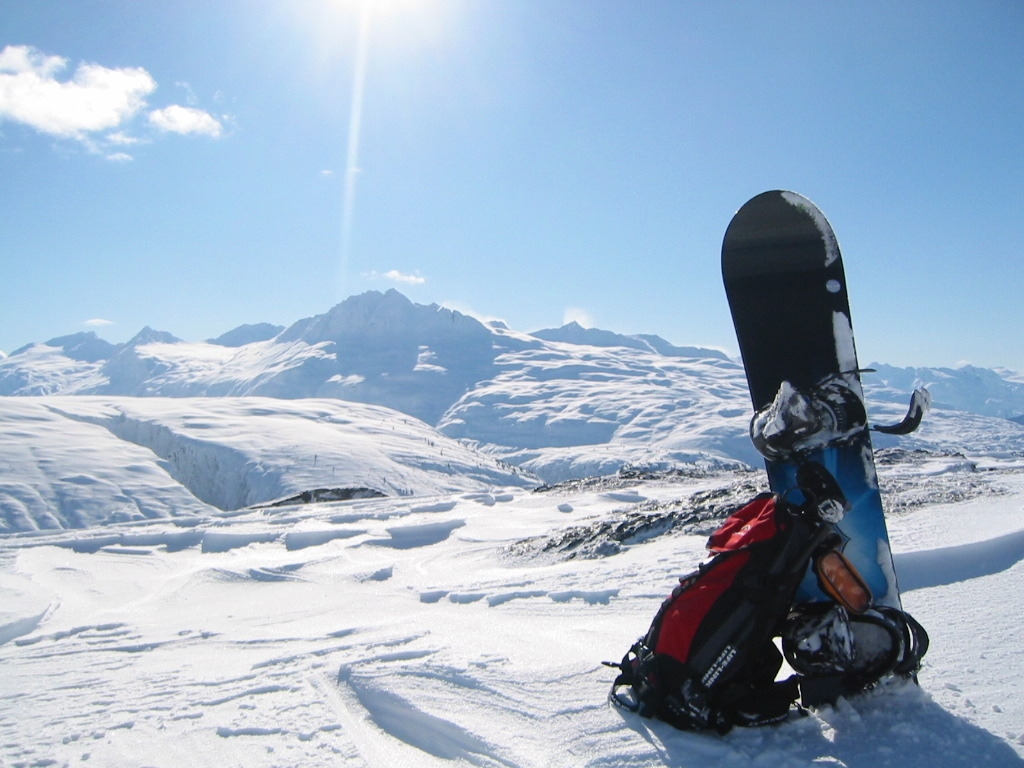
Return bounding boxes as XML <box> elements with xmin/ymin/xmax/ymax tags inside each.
<box><xmin>2</xmin><ymin>456</ymin><xmax>1023</xmax><ymax>766</ymax></box>
<box><xmin>0</xmin><ymin>397</ymin><xmax>535</xmax><ymax>532</ymax></box>
<box><xmin>437</xmin><ymin>327</ymin><xmax>759</xmax><ymax>478</ymax></box>
<box><xmin>3</xmin><ymin>289</ymin><xmax>1024</xmax><ymax>491</ymax></box>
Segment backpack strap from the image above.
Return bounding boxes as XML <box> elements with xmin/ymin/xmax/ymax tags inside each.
<box><xmin>606</xmin><ymin>641</ymin><xmax>717</xmax><ymax>730</ymax></box>
<box><xmin>606</xmin><ymin>637</ymin><xmax>803</xmax><ymax>732</ymax></box>
<box><xmin>713</xmin><ymin>640</ymin><xmax>803</xmax><ymax>729</ymax></box>
<box><xmin>605</xmin><ymin>641</ymin><xmax>650</xmax><ymax>716</ymax></box>
<box><xmin>717</xmin><ymin>675</ymin><xmax>803</xmax><ymax>729</ymax></box>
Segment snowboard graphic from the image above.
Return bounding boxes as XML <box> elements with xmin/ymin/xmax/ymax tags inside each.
<box><xmin>721</xmin><ymin>190</ymin><xmax>901</xmax><ymax>608</ymax></box>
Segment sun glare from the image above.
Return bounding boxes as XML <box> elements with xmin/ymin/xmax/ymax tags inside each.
<box><xmin>298</xmin><ymin>0</ymin><xmax>464</xmax><ymax>297</ymax></box>
<box><xmin>338</xmin><ymin>0</ymin><xmax>445</xmax><ymax>292</ymax></box>
<box><xmin>351</xmin><ymin>0</ymin><xmax>432</xmax><ymax>19</ymax></box>
<box><xmin>339</xmin><ymin>0</ymin><xmax>372</xmax><ymax>293</ymax></box>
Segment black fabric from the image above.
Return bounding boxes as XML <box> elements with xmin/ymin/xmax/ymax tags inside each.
<box><xmin>607</xmin><ymin>469</ymin><xmax>929</xmax><ymax>734</ymax></box>
<box><xmin>782</xmin><ymin>603</ymin><xmax>930</xmax><ymax>706</ymax></box>
<box><xmin>608</xmin><ymin>639</ymin><xmax>798</xmax><ymax>733</ymax></box>
<box><xmin>607</xmin><ymin>492</ymin><xmax>832</xmax><ymax>732</ymax></box>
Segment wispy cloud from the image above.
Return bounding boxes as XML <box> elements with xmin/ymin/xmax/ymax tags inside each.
<box><xmin>105</xmin><ymin>131</ymin><xmax>145</xmax><ymax>146</ymax></box>
<box><xmin>365</xmin><ymin>269</ymin><xmax>427</xmax><ymax>286</ymax></box>
<box><xmin>83</xmin><ymin>318</ymin><xmax>114</xmax><ymax>327</ymax></box>
<box><xmin>149</xmin><ymin>104</ymin><xmax>223</xmax><ymax>137</ymax></box>
<box><xmin>0</xmin><ymin>45</ymin><xmax>225</xmax><ymax>157</ymax></box>
<box><xmin>384</xmin><ymin>269</ymin><xmax>426</xmax><ymax>285</ymax></box>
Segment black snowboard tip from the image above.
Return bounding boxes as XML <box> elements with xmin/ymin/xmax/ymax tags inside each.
<box><xmin>722</xmin><ymin>190</ymin><xmax>840</xmax><ymax>279</ymax></box>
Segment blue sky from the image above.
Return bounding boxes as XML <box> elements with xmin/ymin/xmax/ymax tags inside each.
<box><xmin>2</xmin><ymin>1</ymin><xmax>1022</xmax><ymax>372</ymax></box>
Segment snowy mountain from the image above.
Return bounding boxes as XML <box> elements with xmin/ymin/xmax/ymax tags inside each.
<box><xmin>2</xmin><ymin>290</ymin><xmax>1023</xmax><ymax>480</ymax></box>
<box><xmin>4</xmin><ymin>291</ymin><xmax>1024</xmax><ymax>765</ymax></box>
<box><xmin>531</xmin><ymin>320</ymin><xmax>730</xmax><ymax>361</ymax></box>
<box><xmin>0</xmin><ymin>290</ymin><xmax>501</xmax><ymax>425</ymax></box>
<box><xmin>208</xmin><ymin>322</ymin><xmax>285</xmax><ymax>348</ymax></box>
<box><xmin>868</xmin><ymin>362</ymin><xmax>1024</xmax><ymax>420</ymax></box>
<box><xmin>3</xmin><ymin>290</ymin><xmax>1024</xmax><ymax>499</ymax></box>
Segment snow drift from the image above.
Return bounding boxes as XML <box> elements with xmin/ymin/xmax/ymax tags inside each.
<box><xmin>2</xmin><ymin>457</ymin><xmax>1024</xmax><ymax>766</ymax></box>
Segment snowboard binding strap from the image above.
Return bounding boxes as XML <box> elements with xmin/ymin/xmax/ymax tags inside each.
<box><xmin>872</xmin><ymin>387</ymin><xmax>932</xmax><ymax>436</ymax></box>
<box><xmin>782</xmin><ymin>603</ymin><xmax>930</xmax><ymax>707</ymax></box>
<box><xmin>751</xmin><ymin>375</ymin><xmax>931</xmax><ymax>462</ymax></box>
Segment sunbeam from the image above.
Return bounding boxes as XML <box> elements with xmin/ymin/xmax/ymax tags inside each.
<box><xmin>340</xmin><ymin>1</ymin><xmax>373</xmax><ymax>296</ymax></box>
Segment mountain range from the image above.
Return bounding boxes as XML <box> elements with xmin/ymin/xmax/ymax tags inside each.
<box><xmin>2</xmin><ymin>288</ymin><xmax>1023</xmax><ymax>529</ymax></box>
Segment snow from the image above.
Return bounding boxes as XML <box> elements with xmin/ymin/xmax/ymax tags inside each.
<box><xmin>781</xmin><ymin>190</ymin><xmax>841</xmax><ymax>268</ymax></box>
<box><xmin>0</xmin><ymin>396</ymin><xmax>536</xmax><ymax>532</ymax></box>
<box><xmin>833</xmin><ymin>311</ymin><xmax>858</xmax><ymax>374</ymax></box>
<box><xmin>2</xmin><ymin>291</ymin><xmax>1024</xmax><ymax>766</ymax></box>
<box><xmin>2</xmin><ymin>421</ymin><xmax>1024</xmax><ymax>766</ymax></box>
<box><xmin>3</xmin><ymin>291</ymin><xmax>1021</xmax><ymax>490</ymax></box>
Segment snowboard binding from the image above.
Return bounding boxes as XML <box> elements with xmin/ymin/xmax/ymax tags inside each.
<box><xmin>750</xmin><ymin>374</ymin><xmax>867</xmax><ymax>462</ymax></box>
<box><xmin>750</xmin><ymin>374</ymin><xmax>931</xmax><ymax>462</ymax></box>
<box><xmin>782</xmin><ymin>602</ymin><xmax>930</xmax><ymax>706</ymax></box>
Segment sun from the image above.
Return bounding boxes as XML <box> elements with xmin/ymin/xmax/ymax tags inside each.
<box><xmin>351</xmin><ymin>0</ymin><xmax>434</xmax><ymax>18</ymax></box>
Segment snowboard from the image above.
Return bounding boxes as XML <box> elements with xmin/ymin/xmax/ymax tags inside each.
<box><xmin>721</xmin><ymin>190</ymin><xmax>901</xmax><ymax>609</ymax></box>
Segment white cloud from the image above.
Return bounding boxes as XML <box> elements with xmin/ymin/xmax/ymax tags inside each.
<box><xmin>105</xmin><ymin>131</ymin><xmax>144</xmax><ymax>146</ymax></box>
<box><xmin>384</xmin><ymin>269</ymin><xmax>426</xmax><ymax>285</ymax></box>
<box><xmin>366</xmin><ymin>269</ymin><xmax>427</xmax><ymax>285</ymax></box>
<box><xmin>148</xmin><ymin>104</ymin><xmax>223</xmax><ymax>137</ymax></box>
<box><xmin>0</xmin><ymin>44</ymin><xmax>225</xmax><ymax>154</ymax></box>
<box><xmin>0</xmin><ymin>45</ymin><xmax>155</xmax><ymax>139</ymax></box>
<box><xmin>174</xmin><ymin>80</ymin><xmax>199</xmax><ymax>105</ymax></box>
<box><xmin>105</xmin><ymin>152</ymin><xmax>133</xmax><ymax>162</ymax></box>
<box><xmin>83</xmin><ymin>318</ymin><xmax>114</xmax><ymax>327</ymax></box>
<box><xmin>0</xmin><ymin>45</ymin><xmax>66</xmax><ymax>79</ymax></box>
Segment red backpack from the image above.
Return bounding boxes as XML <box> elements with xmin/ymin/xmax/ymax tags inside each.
<box><xmin>607</xmin><ymin>490</ymin><xmax>831</xmax><ymax>731</ymax></box>
<box><xmin>607</xmin><ymin>462</ymin><xmax>928</xmax><ymax>732</ymax></box>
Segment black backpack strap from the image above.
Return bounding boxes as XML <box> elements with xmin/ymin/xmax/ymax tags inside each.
<box><xmin>717</xmin><ymin>675</ymin><xmax>803</xmax><ymax>729</ymax></box>
<box><xmin>605</xmin><ymin>641</ymin><xmax>716</xmax><ymax>730</ymax></box>
<box><xmin>714</xmin><ymin>639</ymin><xmax>802</xmax><ymax>729</ymax></box>
<box><xmin>608</xmin><ymin>639</ymin><xmax>804</xmax><ymax>733</ymax></box>
<box><xmin>605</xmin><ymin>641</ymin><xmax>655</xmax><ymax>717</ymax></box>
